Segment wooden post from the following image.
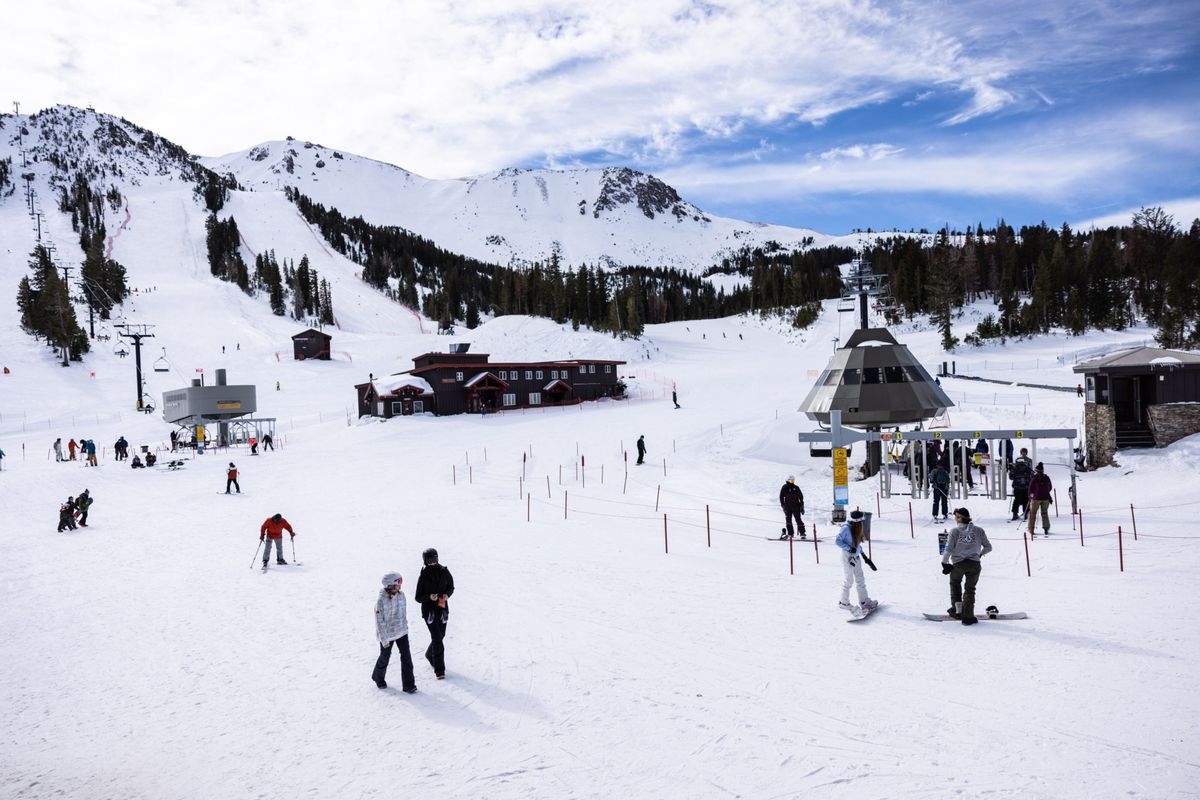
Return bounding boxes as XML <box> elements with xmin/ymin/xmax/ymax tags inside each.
<box><xmin>1130</xmin><ymin>504</ymin><xmax>1138</xmax><ymax>540</ymax></box>
<box><xmin>706</xmin><ymin>504</ymin><xmax>711</xmax><ymax>548</ymax></box>
<box><xmin>1118</xmin><ymin>525</ymin><xmax>1124</xmax><ymax>572</ymax></box>
<box><xmin>527</xmin><ymin>493</ymin><xmax>531</xmax><ymax>522</ymax></box>
<box><xmin>564</xmin><ymin>491</ymin><xmax>568</xmax><ymax>519</ymax></box>
<box><xmin>655</xmin><ymin>485</ymin><xmax>661</xmax><ymax>512</ymax></box>
<box><xmin>789</xmin><ymin>533</ymin><xmax>794</xmax><ymax>575</ymax></box>
<box><xmin>876</xmin><ymin>492</ymin><xmax>881</xmax><ymax>516</ymax></box>
<box><xmin>1078</xmin><ymin>508</ymin><xmax>1084</xmax><ymax>546</ymax></box>
<box><xmin>908</xmin><ymin>502</ymin><xmax>914</xmax><ymax>539</ymax></box>
<box><xmin>663</xmin><ymin>514</ymin><xmax>668</xmax><ymax>554</ymax></box>
<box><xmin>452</xmin><ymin>465</ymin><xmax>456</xmax><ymax>485</ymax></box>
<box><xmin>1023</xmin><ymin>530</ymin><xmax>1031</xmax><ymax>577</ymax></box>
<box><xmin>813</xmin><ymin>523</ymin><xmax>820</xmax><ymax>564</ymax></box>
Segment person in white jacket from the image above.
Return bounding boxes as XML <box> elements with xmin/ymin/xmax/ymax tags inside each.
<box><xmin>372</xmin><ymin>572</ymin><xmax>417</xmax><ymax>693</ymax></box>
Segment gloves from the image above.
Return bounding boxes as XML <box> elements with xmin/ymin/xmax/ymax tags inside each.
<box><xmin>941</xmin><ymin>562</ymin><xmax>953</xmax><ymax>575</ymax></box>
<box><xmin>259</xmin><ymin>535</ymin><xmax>265</xmax><ymax>542</ymax></box>
<box><xmin>290</xmin><ymin>533</ymin><xmax>296</xmax><ymax>539</ymax></box>
<box><xmin>848</xmin><ymin>556</ymin><xmax>858</xmax><ymax>567</ymax></box>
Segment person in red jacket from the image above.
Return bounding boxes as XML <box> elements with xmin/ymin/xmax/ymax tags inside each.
<box><xmin>226</xmin><ymin>462</ymin><xmax>241</xmax><ymax>494</ymax></box>
<box><xmin>259</xmin><ymin>513</ymin><xmax>294</xmax><ymax>566</ymax></box>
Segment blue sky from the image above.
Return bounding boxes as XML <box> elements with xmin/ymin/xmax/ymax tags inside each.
<box><xmin>5</xmin><ymin>0</ymin><xmax>1199</xmax><ymax>234</ymax></box>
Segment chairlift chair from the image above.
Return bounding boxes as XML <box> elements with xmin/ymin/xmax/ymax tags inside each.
<box><xmin>153</xmin><ymin>348</ymin><xmax>170</xmax><ymax>373</ymax></box>
<box><xmin>113</xmin><ymin>343</ymin><xmax>129</xmax><ymax>358</ymax></box>
<box><xmin>837</xmin><ymin>295</ymin><xmax>855</xmax><ymax>313</ymax></box>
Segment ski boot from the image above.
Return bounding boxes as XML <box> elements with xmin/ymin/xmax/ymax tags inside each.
<box><xmin>863</xmin><ymin>599</ymin><xmax>879</xmax><ymax>612</ymax></box>
<box><xmin>779</xmin><ymin>528</ymin><xmax>792</xmax><ymax>540</ymax></box>
<box><xmin>947</xmin><ymin>602</ymin><xmax>962</xmax><ymax>620</ymax></box>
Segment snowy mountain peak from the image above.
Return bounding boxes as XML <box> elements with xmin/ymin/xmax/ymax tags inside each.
<box><xmin>593</xmin><ymin>166</ymin><xmax>706</xmax><ymax>223</ymax></box>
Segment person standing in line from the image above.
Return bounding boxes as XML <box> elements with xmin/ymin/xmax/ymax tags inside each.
<box><xmin>68</xmin><ymin>439</ymin><xmax>77</xmax><ymax>460</ymax></box>
<box><xmin>636</xmin><ymin>435</ymin><xmax>647</xmax><ymax>465</ymax></box>
<box><xmin>86</xmin><ymin>439</ymin><xmax>98</xmax><ymax>467</ymax></box>
<box><xmin>1027</xmin><ymin>463</ymin><xmax>1054</xmax><ymax>536</ymax></box>
<box><xmin>226</xmin><ymin>462</ymin><xmax>241</xmax><ymax>494</ymax></box>
<box><xmin>54</xmin><ymin>438</ymin><xmax>64</xmax><ymax>462</ymax></box>
<box><xmin>973</xmin><ymin>438</ymin><xmax>989</xmax><ymax>480</ymax></box>
<box><xmin>778</xmin><ymin>475</ymin><xmax>806</xmax><ymax>540</ymax></box>
<box><xmin>170</xmin><ymin>431</ymin><xmax>178</xmax><ymax>452</ymax></box>
<box><xmin>415</xmin><ymin>548</ymin><xmax>454</xmax><ymax>680</ymax></box>
<box><xmin>372</xmin><ymin>572</ymin><xmax>417</xmax><ymax>693</ymax></box>
<box><xmin>76</xmin><ymin>489</ymin><xmax>93</xmax><ymax>527</ymax></box>
<box><xmin>259</xmin><ymin>513</ymin><xmax>294</xmax><ymax>566</ymax></box>
<box><xmin>1009</xmin><ymin>448</ymin><xmax>1033</xmax><ymax>521</ymax></box>
<box><xmin>940</xmin><ymin>507</ymin><xmax>992</xmax><ymax>625</ymax></box>
<box><xmin>835</xmin><ymin>510</ymin><xmax>877</xmax><ymax>615</ymax></box>
<box><xmin>249</xmin><ymin>436</ymin><xmax>258</xmax><ymax>455</ymax></box>
<box><xmin>262</xmin><ymin>433</ymin><xmax>274</xmax><ymax>451</ymax></box>
<box><xmin>930</xmin><ymin>461</ymin><xmax>950</xmax><ymax>522</ymax></box>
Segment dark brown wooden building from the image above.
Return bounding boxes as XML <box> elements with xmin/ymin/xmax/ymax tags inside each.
<box><xmin>292</xmin><ymin>328</ymin><xmax>332</xmax><ymax>360</ymax></box>
<box><xmin>1074</xmin><ymin>346</ymin><xmax>1200</xmax><ymax>466</ymax></box>
<box><xmin>356</xmin><ymin>350</ymin><xmax>626</xmax><ymax>418</ymax></box>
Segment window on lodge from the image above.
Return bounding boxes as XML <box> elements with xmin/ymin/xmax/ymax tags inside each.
<box><xmin>604</xmin><ymin>365</ymin><xmax>612</xmax><ymax>373</ymax></box>
<box><xmin>529</xmin><ymin>392</ymin><xmax>541</xmax><ymax>405</ymax></box>
<box><xmin>390</xmin><ymin>401</ymin><xmax>403</xmax><ymax>415</ymax></box>
<box><xmin>589</xmin><ymin>364</ymin><xmax>596</xmax><ymax>373</ymax></box>
<box><xmin>535</xmin><ymin>370</ymin><xmax>543</xmax><ymax>380</ymax></box>
<box><xmin>550</xmin><ymin>370</ymin><xmax>558</xmax><ymax>379</ymax></box>
<box><xmin>502</xmin><ymin>393</ymin><xmax>516</xmax><ymax>406</ymax></box>
<box><xmin>525</xmin><ymin>370</ymin><xmax>533</xmax><ymax>380</ymax></box>
<box><xmin>455</xmin><ymin>371</ymin><xmax>463</xmax><ymax>382</ymax></box>
<box><xmin>497</xmin><ymin>370</ymin><xmax>507</xmax><ymax>380</ymax></box>
<box><xmin>413</xmin><ymin>401</ymin><xmax>424</xmax><ymax>413</ymax></box>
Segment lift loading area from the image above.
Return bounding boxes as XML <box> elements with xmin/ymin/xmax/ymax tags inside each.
<box><xmin>798</xmin><ymin>411</ymin><xmax>1078</xmax><ymax>521</ymax></box>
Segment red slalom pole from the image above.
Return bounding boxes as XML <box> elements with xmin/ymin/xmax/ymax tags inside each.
<box><xmin>1118</xmin><ymin>525</ymin><xmax>1125</xmax><ymax>572</ymax></box>
<box><xmin>1023</xmin><ymin>530</ymin><xmax>1031</xmax><ymax>577</ymax></box>
<box><xmin>564</xmin><ymin>491</ymin><xmax>568</xmax><ymax>520</ymax></box>
<box><xmin>527</xmin><ymin>493</ymin><xmax>530</xmax><ymax>522</ymax></box>
<box><xmin>908</xmin><ymin>502</ymin><xmax>914</xmax><ymax>539</ymax></box>
<box><xmin>519</xmin><ymin>477</ymin><xmax>523</xmax><ymax>499</ymax></box>
<box><xmin>876</xmin><ymin>492</ymin><xmax>881</xmax><ymax>516</ymax></box>
<box><xmin>706</xmin><ymin>505</ymin><xmax>711</xmax><ymax>548</ymax></box>
<box><xmin>789</xmin><ymin>533</ymin><xmax>794</xmax><ymax>575</ymax></box>
<box><xmin>1078</xmin><ymin>508</ymin><xmax>1085</xmax><ymax>546</ymax></box>
<box><xmin>813</xmin><ymin>523</ymin><xmax>820</xmax><ymax>564</ymax></box>
<box><xmin>663</xmin><ymin>514</ymin><xmax>669</xmax><ymax>554</ymax></box>
<box><xmin>655</xmin><ymin>485</ymin><xmax>661</xmax><ymax>512</ymax></box>
<box><xmin>1130</xmin><ymin>504</ymin><xmax>1138</xmax><ymax>540</ymax></box>
<box><xmin>546</xmin><ymin>475</ymin><xmax>551</xmax><ymax>498</ymax></box>
<box><xmin>1053</xmin><ymin>488</ymin><xmax>1059</xmax><ymax>517</ymax></box>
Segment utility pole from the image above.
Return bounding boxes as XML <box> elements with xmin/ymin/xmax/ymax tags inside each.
<box><xmin>82</xmin><ymin>277</ymin><xmax>96</xmax><ymax>339</ymax></box>
<box><xmin>117</xmin><ymin>324</ymin><xmax>156</xmax><ymax>410</ymax></box>
<box><xmin>34</xmin><ymin>211</ymin><xmax>43</xmax><ymax>241</ymax></box>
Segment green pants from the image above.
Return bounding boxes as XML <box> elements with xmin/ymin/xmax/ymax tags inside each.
<box><xmin>1028</xmin><ymin>499</ymin><xmax>1051</xmax><ymax>532</ymax></box>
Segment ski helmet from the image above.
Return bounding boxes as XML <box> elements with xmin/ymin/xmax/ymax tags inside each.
<box><xmin>272</xmin><ymin>513</ymin><xmax>282</xmax><ymax>523</ymax></box>
<box><xmin>229</xmin><ymin>462</ymin><xmax>235</xmax><ymax>468</ymax></box>
<box><xmin>382</xmin><ymin>572</ymin><xmax>402</xmax><ymax>587</ymax></box>
<box><xmin>422</xmin><ymin>547</ymin><xmax>438</xmax><ymax>565</ymax></box>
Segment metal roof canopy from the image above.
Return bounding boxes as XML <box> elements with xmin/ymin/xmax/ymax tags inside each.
<box><xmin>799</xmin><ymin>410</ymin><xmax>1078</xmax><ymax>520</ymax></box>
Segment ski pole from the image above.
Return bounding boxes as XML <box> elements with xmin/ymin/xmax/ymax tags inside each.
<box><xmin>291</xmin><ymin>535</ymin><xmax>297</xmax><ymax>563</ymax></box>
<box><xmin>250</xmin><ymin>539</ymin><xmax>262</xmax><ymax>569</ymax></box>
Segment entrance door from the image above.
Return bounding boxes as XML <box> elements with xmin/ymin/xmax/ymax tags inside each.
<box><xmin>1111</xmin><ymin>377</ymin><xmax>1140</xmax><ymax>423</ymax></box>
<box><xmin>467</xmin><ymin>393</ymin><xmax>480</xmax><ymax>413</ymax></box>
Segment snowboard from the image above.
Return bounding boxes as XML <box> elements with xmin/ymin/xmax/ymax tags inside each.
<box><xmin>922</xmin><ymin>611</ymin><xmax>1028</xmax><ymax>621</ymax></box>
<box><xmin>768</xmin><ymin>527</ymin><xmax>807</xmax><ymax>541</ymax></box>
<box><xmin>847</xmin><ymin>604</ymin><xmax>882</xmax><ymax>622</ymax></box>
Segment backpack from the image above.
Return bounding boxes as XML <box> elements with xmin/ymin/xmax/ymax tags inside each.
<box><xmin>1011</xmin><ymin>463</ymin><xmax>1032</xmax><ymax>490</ymax></box>
<box><xmin>933</xmin><ymin>468</ymin><xmax>950</xmax><ymax>488</ymax></box>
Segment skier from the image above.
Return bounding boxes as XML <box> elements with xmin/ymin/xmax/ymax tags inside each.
<box><xmin>1009</xmin><ymin>448</ymin><xmax>1033</xmax><ymax>521</ymax></box>
<box><xmin>68</xmin><ymin>439</ymin><xmax>77</xmax><ymax>460</ymax></box>
<box><xmin>76</xmin><ymin>489</ymin><xmax>93</xmax><ymax>527</ymax></box>
<box><xmin>372</xmin><ymin>572</ymin><xmax>417</xmax><ymax>693</ymax></box>
<box><xmin>262</xmin><ymin>433</ymin><xmax>274</xmax><ymax>451</ymax></box>
<box><xmin>973</xmin><ymin>438</ymin><xmax>988</xmax><ymax>480</ymax></box>
<box><xmin>54</xmin><ymin>438</ymin><xmax>64</xmax><ymax>462</ymax></box>
<box><xmin>940</xmin><ymin>507</ymin><xmax>992</xmax><ymax>625</ymax></box>
<box><xmin>778</xmin><ymin>475</ymin><xmax>806</xmax><ymax>539</ymax></box>
<box><xmin>117</xmin><ymin>436</ymin><xmax>129</xmax><ymax>461</ymax></box>
<box><xmin>1027</xmin><ymin>463</ymin><xmax>1053</xmax><ymax>536</ymax></box>
<box><xmin>170</xmin><ymin>430</ymin><xmax>178</xmax><ymax>452</ymax></box>
<box><xmin>85</xmin><ymin>439</ymin><xmax>97</xmax><ymax>467</ymax></box>
<box><xmin>259</xmin><ymin>513</ymin><xmax>294</xmax><ymax>566</ymax></box>
<box><xmin>226</xmin><ymin>463</ymin><xmax>241</xmax><ymax>494</ymax></box>
<box><xmin>672</xmin><ymin>390</ymin><xmax>680</xmax><ymax>409</ymax></box>
<box><xmin>415</xmin><ymin>548</ymin><xmax>454</xmax><ymax>679</ymax></box>
<box><xmin>249</xmin><ymin>436</ymin><xmax>258</xmax><ymax>455</ymax></box>
<box><xmin>636</xmin><ymin>435</ymin><xmax>647</xmax><ymax>465</ymax></box>
<box><xmin>835</xmin><ymin>511</ymin><xmax>877</xmax><ymax>616</ymax></box>
<box><xmin>58</xmin><ymin>498</ymin><xmax>77</xmax><ymax>531</ymax></box>
<box><xmin>930</xmin><ymin>461</ymin><xmax>950</xmax><ymax>522</ymax></box>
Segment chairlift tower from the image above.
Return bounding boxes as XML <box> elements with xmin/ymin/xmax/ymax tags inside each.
<box><xmin>116</xmin><ymin>323</ymin><xmax>156</xmax><ymax>411</ymax></box>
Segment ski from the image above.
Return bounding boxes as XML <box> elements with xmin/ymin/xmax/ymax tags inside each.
<box><xmin>922</xmin><ymin>612</ymin><xmax>1028</xmax><ymax>621</ymax></box>
<box><xmin>766</xmin><ymin>536</ymin><xmax>808</xmax><ymax>541</ymax></box>
<box><xmin>847</xmin><ymin>604</ymin><xmax>883</xmax><ymax>622</ymax></box>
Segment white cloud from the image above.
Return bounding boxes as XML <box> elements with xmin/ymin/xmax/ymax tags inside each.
<box><xmin>819</xmin><ymin>143</ymin><xmax>904</xmax><ymax>161</ymax></box>
<box><xmin>1074</xmin><ymin>199</ymin><xmax>1200</xmax><ymax>231</ymax></box>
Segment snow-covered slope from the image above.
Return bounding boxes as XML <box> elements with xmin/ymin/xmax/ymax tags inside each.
<box><xmin>2</xmin><ymin>105</ymin><xmax>1198</xmax><ymax>800</ymax></box>
<box><xmin>205</xmin><ymin>140</ymin><xmax>836</xmax><ymax>270</ymax></box>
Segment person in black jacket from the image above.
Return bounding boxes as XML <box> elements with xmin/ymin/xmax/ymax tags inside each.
<box><xmin>636</xmin><ymin>435</ymin><xmax>647</xmax><ymax>465</ymax></box>
<box><xmin>779</xmin><ymin>476</ymin><xmax>806</xmax><ymax>539</ymax></box>
<box><xmin>415</xmin><ymin>548</ymin><xmax>454</xmax><ymax>679</ymax></box>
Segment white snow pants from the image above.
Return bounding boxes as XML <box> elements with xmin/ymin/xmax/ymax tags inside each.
<box><xmin>840</xmin><ymin>550</ymin><xmax>869</xmax><ymax>604</ymax></box>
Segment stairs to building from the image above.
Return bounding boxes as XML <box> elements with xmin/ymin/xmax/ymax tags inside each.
<box><xmin>1115</xmin><ymin>421</ymin><xmax>1156</xmax><ymax>450</ymax></box>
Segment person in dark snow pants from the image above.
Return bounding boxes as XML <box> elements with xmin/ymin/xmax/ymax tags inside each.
<box><xmin>373</xmin><ymin>572</ymin><xmax>417</xmax><ymax>693</ymax></box>
<box><xmin>58</xmin><ymin>498</ymin><xmax>77</xmax><ymax>532</ymax></box>
<box><xmin>76</xmin><ymin>489</ymin><xmax>93</xmax><ymax>527</ymax></box>
<box><xmin>779</xmin><ymin>476</ymin><xmax>805</xmax><ymax>539</ymax></box>
<box><xmin>636</xmin><ymin>435</ymin><xmax>647</xmax><ymax>465</ymax></box>
<box><xmin>415</xmin><ymin>548</ymin><xmax>454</xmax><ymax>679</ymax></box>
<box><xmin>226</xmin><ymin>463</ymin><xmax>241</xmax><ymax>494</ymax></box>
<box><xmin>941</xmin><ymin>507</ymin><xmax>992</xmax><ymax>625</ymax></box>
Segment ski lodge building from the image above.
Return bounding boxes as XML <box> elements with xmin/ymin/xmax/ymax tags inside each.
<box><xmin>1074</xmin><ymin>346</ymin><xmax>1200</xmax><ymax>466</ymax></box>
<box><xmin>355</xmin><ymin>346</ymin><xmax>626</xmax><ymax>418</ymax></box>
<box><xmin>292</xmin><ymin>328</ymin><xmax>332</xmax><ymax>360</ymax></box>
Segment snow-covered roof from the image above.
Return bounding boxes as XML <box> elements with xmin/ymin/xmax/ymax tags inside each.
<box><xmin>372</xmin><ymin>375</ymin><xmax>433</xmax><ymax>395</ymax></box>
<box><xmin>464</xmin><ymin>371</ymin><xmax>507</xmax><ymax>388</ymax></box>
<box><xmin>1075</xmin><ymin>347</ymin><xmax>1200</xmax><ymax>371</ymax></box>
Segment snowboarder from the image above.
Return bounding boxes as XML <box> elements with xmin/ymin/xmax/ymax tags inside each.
<box><xmin>940</xmin><ymin>507</ymin><xmax>992</xmax><ymax>625</ymax></box>
<box><xmin>415</xmin><ymin>548</ymin><xmax>454</xmax><ymax>679</ymax></box>
<box><xmin>169</xmin><ymin>430</ymin><xmax>178</xmax><ymax>452</ymax></box>
<box><xmin>1027</xmin><ymin>463</ymin><xmax>1053</xmax><ymax>536</ymax></box>
<box><xmin>249</xmin><ymin>436</ymin><xmax>258</xmax><ymax>455</ymax></box>
<box><xmin>1009</xmin><ymin>448</ymin><xmax>1033</xmax><ymax>521</ymax></box>
<box><xmin>672</xmin><ymin>390</ymin><xmax>680</xmax><ymax>409</ymax></box>
<box><xmin>835</xmin><ymin>511</ymin><xmax>877</xmax><ymax>615</ymax></box>
<box><xmin>58</xmin><ymin>498</ymin><xmax>77</xmax><ymax>532</ymax></box>
<box><xmin>930</xmin><ymin>462</ymin><xmax>950</xmax><ymax>521</ymax></box>
<box><xmin>76</xmin><ymin>489</ymin><xmax>93</xmax><ymax>527</ymax></box>
<box><xmin>54</xmin><ymin>438</ymin><xmax>64</xmax><ymax>462</ymax></box>
<box><xmin>372</xmin><ymin>572</ymin><xmax>417</xmax><ymax>693</ymax></box>
<box><xmin>262</xmin><ymin>433</ymin><xmax>274</xmax><ymax>451</ymax></box>
<box><xmin>779</xmin><ymin>476</ymin><xmax>806</xmax><ymax>539</ymax></box>
<box><xmin>68</xmin><ymin>439</ymin><xmax>77</xmax><ymax>460</ymax></box>
<box><xmin>259</xmin><ymin>513</ymin><xmax>294</xmax><ymax>566</ymax></box>
<box><xmin>226</xmin><ymin>463</ymin><xmax>241</xmax><ymax>494</ymax></box>
<box><xmin>85</xmin><ymin>439</ymin><xmax>97</xmax><ymax>467</ymax></box>
<box><xmin>636</xmin><ymin>435</ymin><xmax>647</xmax><ymax>465</ymax></box>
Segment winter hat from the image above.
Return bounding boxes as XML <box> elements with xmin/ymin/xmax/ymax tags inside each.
<box><xmin>381</xmin><ymin>572</ymin><xmax>402</xmax><ymax>587</ymax></box>
<box><xmin>272</xmin><ymin>513</ymin><xmax>282</xmax><ymax>523</ymax></box>
<box><xmin>954</xmin><ymin>507</ymin><xmax>972</xmax><ymax>522</ymax></box>
<box><xmin>422</xmin><ymin>547</ymin><xmax>439</xmax><ymax>565</ymax></box>
<box><xmin>787</xmin><ymin>475</ymin><xmax>795</xmax><ymax>482</ymax></box>
<box><xmin>849</xmin><ymin>510</ymin><xmax>864</xmax><ymax>521</ymax></box>
<box><xmin>229</xmin><ymin>462</ymin><xmax>236</xmax><ymax>468</ymax></box>
<box><xmin>1035</xmin><ymin>462</ymin><xmax>1044</xmax><ymax>473</ymax></box>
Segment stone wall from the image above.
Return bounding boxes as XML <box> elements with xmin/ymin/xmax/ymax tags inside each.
<box><xmin>1147</xmin><ymin>403</ymin><xmax>1200</xmax><ymax>447</ymax></box>
<box><xmin>1083</xmin><ymin>402</ymin><xmax>1116</xmax><ymax>468</ymax></box>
